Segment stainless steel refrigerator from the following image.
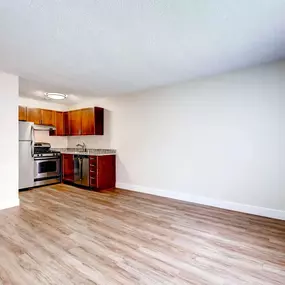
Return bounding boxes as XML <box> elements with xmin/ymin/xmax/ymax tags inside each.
<box><xmin>19</xmin><ymin>121</ymin><xmax>34</xmax><ymax>189</ymax></box>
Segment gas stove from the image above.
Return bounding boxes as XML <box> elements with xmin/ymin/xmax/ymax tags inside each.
<box><xmin>34</xmin><ymin>142</ymin><xmax>61</xmax><ymax>158</ymax></box>
<box><xmin>33</xmin><ymin>142</ymin><xmax>61</xmax><ymax>187</ymax></box>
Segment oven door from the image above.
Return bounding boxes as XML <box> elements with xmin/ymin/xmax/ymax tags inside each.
<box><xmin>34</xmin><ymin>158</ymin><xmax>60</xmax><ymax>180</ymax></box>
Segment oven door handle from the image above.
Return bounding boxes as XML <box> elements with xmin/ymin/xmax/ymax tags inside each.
<box><xmin>34</xmin><ymin>157</ymin><xmax>60</xmax><ymax>161</ymax></box>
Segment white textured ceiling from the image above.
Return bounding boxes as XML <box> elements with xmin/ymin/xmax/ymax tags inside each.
<box><xmin>0</xmin><ymin>0</ymin><xmax>285</xmax><ymax>101</ymax></box>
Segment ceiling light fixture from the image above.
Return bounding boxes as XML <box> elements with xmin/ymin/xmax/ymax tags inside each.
<box><xmin>45</xmin><ymin>92</ymin><xmax>68</xmax><ymax>100</ymax></box>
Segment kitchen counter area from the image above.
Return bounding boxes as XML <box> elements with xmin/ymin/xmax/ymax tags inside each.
<box><xmin>52</xmin><ymin>148</ymin><xmax>116</xmax><ymax>156</ymax></box>
<box><xmin>60</xmin><ymin>150</ymin><xmax>116</xmax><ymax>190</ymax></box>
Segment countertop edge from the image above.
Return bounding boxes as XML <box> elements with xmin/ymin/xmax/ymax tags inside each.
<box><xmin>59</xmin><ymin>151</ymin><xmax>116</xmax><ymax>156</ymax></box>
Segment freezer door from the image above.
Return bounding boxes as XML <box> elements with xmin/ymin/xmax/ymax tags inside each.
<box><xmin>19</xmin><ymin>141</ymin><xmax>34</xmax><ymax>189</ymax></box>
<box><xmin>19</xmin><ymin>121</ymin><xmax>33</xmax><ymax>141</ymax></box>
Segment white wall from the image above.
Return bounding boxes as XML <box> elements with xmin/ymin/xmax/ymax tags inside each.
<box><xmin>19</xmin><ymin>97</ymin><xmax>66</xmax><ymax>111</ymax></box>
<box><xmin>19</xmin><ymin>97</ymin><xmax>68</xmax><ymax>148</ymax></box>
<box><xmin>67</xmin><ymin>61</ymin><xmax>285</xmax><ymax>219</ymax></box>
<box><xmin>0</xmin><ymin>72</ymin><xmax>19</xmax><ymax>210</ymax></box>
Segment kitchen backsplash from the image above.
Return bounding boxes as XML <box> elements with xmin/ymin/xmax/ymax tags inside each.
<box><xmin>34</xmin><ymin>131</ymin><xmax>111</xmax><ymax>150</ymax></box>
<box><xmin>34</xmin><ymin>130</ymin><xmax>68</xmax><ymax>148</ymax></box>
<box><xmin>67</xmin><ymin>136</ymin><xmax>111</xmax><ymax>149</ymax></box>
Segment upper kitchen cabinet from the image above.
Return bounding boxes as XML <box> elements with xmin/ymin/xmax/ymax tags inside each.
<box><xmin>27</xmin><ymin>108</ymin><xmax>42</xmax><ymax>124</ymax></box>
<box><xmin>20</xmin><ymin>105</ymin><xmax>104</xmax><ymax>136</ymax></box>
<box><xmin>81</xmin><ymin>107</ymin><xmax>104</xmax><ymax>135</ymax></box>
<box><xmin>50</xmin><ymin>111</ymin><xmax>64</xmax><ymax>136</ymax></box>
<box><xmin>18</xmin><ymin>106</ymin><xmax>27</xmax><ymax>121</ymax></box>
<box><xmin>41</xmin><ymin>109</ymin><xmax>55</xmax><ymax>126</ymax></box>
<box><xmin>64</xmin><ymin>111</ymin><xmax>70</xmax><ymax>136</ymax></box>
<box><xmin>69</xmin><ymin>109</ymin><xmax>82</xmax><ymax>136</ymax></box>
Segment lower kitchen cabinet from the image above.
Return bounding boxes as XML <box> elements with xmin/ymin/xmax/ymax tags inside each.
<box><xmin>62</xmin><ymin>154</ymin><xmax>116</xmax><ymax>190</ymax></box>
<box><xmin>89</xmin><ymin>155</ymin><xmax>116</xmax><ymax>190</ymax></box>
<box><xmin>62</xmin><ymin>154</ymin><xmax>74</xmax><ymax>182</ymax></box>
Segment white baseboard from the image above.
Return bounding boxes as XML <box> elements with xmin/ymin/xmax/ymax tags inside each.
<box><xmin>116</xmin><ymin>182</ymin><xmax>285</xmax><ymax>220</ymax></box>
<box><xmin>0</xmin><ymin>198</ymin><xmax>19</xmax><ymax>211</ymax></box>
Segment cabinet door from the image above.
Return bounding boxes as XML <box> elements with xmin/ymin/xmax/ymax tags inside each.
<box><xmin>96</xmin><ymin>155</ymin><xmax>116</xmax><ymax>190</ymax></box>
<box><xmin>55</xmin><ymin>112</ymin><xmax>64</xmax><ymax>135</ymax></box>
<box><xmin>27</xmin><ymin>108</ymin><xmax>41</xmax><ymax>124</ymax></box>
<box><xmin>81</xmin><ymin>107</ymin><xmax>104</xmax><ymax>136</ymax></box>
<box><xmin>63</xmin><ymin>112</ymin><xmax>70</xmax><ymax>136</ymax></box>
<box><xmin>81</xmin><ymin>108</ymin><xmax>95</xmax><ymax>135</ymax></box>
<box><xmin>69</xmin><ymin>110</ymin><xmax>82</xmax><ymax>136</ymax></box>
<box><xmin>18</xmin><ymin>106</ymin><xmax>27</xmax><ymax>121</ymax></box>
<box><xmin>62</xmin><ymin>154</ymin><xmax>74</xmax><ymax>182</ymax></box>
<box><xmin>50</xmin><ymin>111</ymin><xmax>64</xmax><ymax>136</ymax></box>
<box><xmin>41</xmin><ymin>109</ymin><xmax>55</xmax><ymax>126</ymax></box>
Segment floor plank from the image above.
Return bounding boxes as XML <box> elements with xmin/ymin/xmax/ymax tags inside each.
<box><xmin>0</xmin><ymin>184</ymin><xmax>284</xmax><ymax>284</ymax></box>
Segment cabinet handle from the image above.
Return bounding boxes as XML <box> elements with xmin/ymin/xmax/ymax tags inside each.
<box><xmin>90</xmin><ymin>177</ymin><xmax>95</xmax><ymax>180</ymax></box>
<box><xmin>90</xmin><ymin>164</ymin><xmax>95</xmax><ymax>167</ymax></box>
<box><xmin>90</xmin><ymin>170</ymin><xmax>95</xmax><ymax>173</ymax></box>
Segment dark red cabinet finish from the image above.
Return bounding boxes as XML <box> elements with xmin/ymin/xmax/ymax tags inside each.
<box><xmin>63</xmin><ymin>112</ymin><xmax>70</xmax><ymax>136</ymax></box>
<box><xmin>62</xmin><ymin>154</ymin><xmax>74</xmax><ymax>182</ymax></box>
<box><xmin>62</xmin><ymin>154</ymin><xmax>115</xmax><ymax>190</ymax></box>
<box><xmin>89</xmin><ymin>155</ymin><xmax>116</xmax><ymax>190</ymax></box>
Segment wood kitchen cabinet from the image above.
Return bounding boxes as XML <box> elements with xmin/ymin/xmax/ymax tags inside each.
<box><xmin>63</xmin><ymin>112</ymin><xmax>70</xmax><ymax>136</ymax></box>
<box><xmin>69</xmin><ymin>109</ymin><xmax>82</xmax><ymax>136</ymax></box>
<box><xmin>27</xmin><ymin>108</ymin><xmax>55</xmax><ymax>125</ymax></box>
<box><xmin>50</xmin><ymin>111</ymin><xmax>64</xmax><ymax>136</ymax></box>
<box><xmin>89</xmin><ymin>155</ymin><xmax>116</xmax><ymax>190</ymax></box>
<box><xmin>81</xmin><ymin>107</ymin><xmax>104</xmax><ymax>135</ymax></box>
<box><xmin>62</xmin><ymin>154</ymin><xmax>74</xmax><ymax>182</ymax></box>
<box><xmin>81</xmin><ymin>108</ymin><xmax>95</xmax><ymax>135</ymax></box>
<box><xmin>20</xmin><ymin>105</ymin><xmax>104</xmax><ymax>136</ymax></box>
<box><xmin>18</xmin><ymin>106</ymin><xmax>27</xmax><ymax>121</ymax></box>
<box><xmin>41</xmin><ymin>109</ymin><xmax>55</xmax><ymax>126</ymax></box>
<box><xmin>27</xmin><ymin>108</ymin><xmax>42</xmax><ymax>124</ymax></box>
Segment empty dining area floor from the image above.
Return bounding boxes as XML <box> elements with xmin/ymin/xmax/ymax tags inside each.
<box><xmin>0</xmin><ymin>184</ymin><xmax>284</xmax><ymax>284</ymax></box>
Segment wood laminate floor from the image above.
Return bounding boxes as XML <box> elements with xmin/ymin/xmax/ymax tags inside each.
<box><xmin>0</xmin><ymin>184</ymin><xmax>284</xmax><ymax>284</ymax></box>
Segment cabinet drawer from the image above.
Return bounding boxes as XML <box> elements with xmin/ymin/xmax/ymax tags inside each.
<box><xmin>90</xmin><ymin>176</ymin><xmax>97</xmax><ymax>187</ymax></box>
<box><xmin>89</xmin><ymin>163</ymin><xmax>96</xmax><ymax>169</ymax></box>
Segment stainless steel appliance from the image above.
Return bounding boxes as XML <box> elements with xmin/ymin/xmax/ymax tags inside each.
<box><xmin>74</xmin><ymin>155</ymin><xmax>89</xmax><ymax>187</ymax></box>
<box><xmin>33</xmin><ymin>124</ymin><xmax>56</xmax><ymax>131</ymax></box>
<box><xmin>19</xmin><ymin>122</ymin><xmax>35</xmax><ymax>189</ymax></box>
<box><xmin>34</xmin><ymin>142</ymin><xmax>61</xmax><ymax>187</ymax></box>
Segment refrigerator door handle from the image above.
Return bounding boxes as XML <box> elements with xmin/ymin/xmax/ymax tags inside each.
<box><xmin>31</xmin><ymin>127</ymin><xmax>35</xmax><ymax>157</ymax></box>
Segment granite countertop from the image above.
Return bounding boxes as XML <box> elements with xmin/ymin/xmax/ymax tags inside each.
<box><xmin>52</xmin><ymin>148</ymin><xmax>116</xmax><ymax>156</ymax></box>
